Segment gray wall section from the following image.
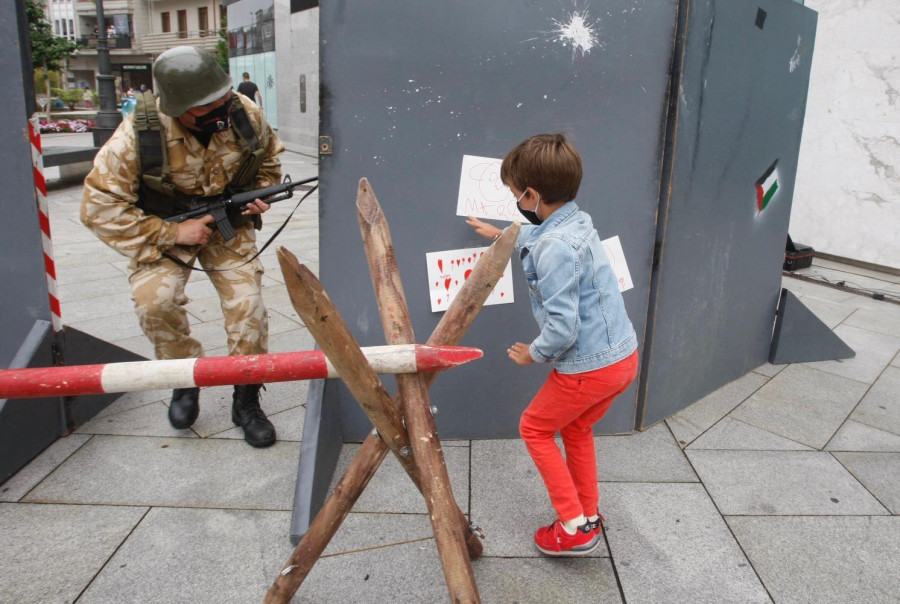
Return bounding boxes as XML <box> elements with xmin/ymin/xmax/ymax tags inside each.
<box><xmin>1</xmin><ymin>0</ymin><xmax>54</xmax><ymax>370</ymax></box>
<box><xmin>639</xmin><ymin>0</ymin><xmax>817</xmax><ymax>427</ymax></box>
<box><xmin>319</xmin><ymin>1</ymin><xmax>679</xmax><ymax>439</ymax></box>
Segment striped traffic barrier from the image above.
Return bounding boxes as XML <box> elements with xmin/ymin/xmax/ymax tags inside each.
<box><xmin>0</xmin><ymin>344</ymin><xmax>482</xmax><ymax>400</ymax></box>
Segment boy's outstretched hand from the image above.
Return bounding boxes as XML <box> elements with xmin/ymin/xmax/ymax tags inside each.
<box><xmin>507</xmin><ymin>342</ymin><xmax>534</xmax><ymax>366</ymax></box>
<box><xmin>466</xmin><ymin>215</ymin><xmax>503</xmax><ymax>240</ymax></box>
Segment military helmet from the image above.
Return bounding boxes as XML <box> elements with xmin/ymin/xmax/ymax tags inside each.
<box><xmin>153</xmin><ymin>46</ymin><xmax>232</xmax><ymax>117</ymax></box>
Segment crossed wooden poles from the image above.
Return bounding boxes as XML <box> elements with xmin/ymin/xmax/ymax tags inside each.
<box><xmin>264</xmin><ymin>179</ymin><xmax>519</xmax><ymax>603</ymax></box>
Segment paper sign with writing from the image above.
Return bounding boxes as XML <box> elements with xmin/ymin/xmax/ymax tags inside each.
<box><xmin>602</xmin><ymin>235</ymin><xmax>634</xmax><ymax>292</ymax></box>
<box><xmin>426</xmin><ymin>247</ymin><xmax>514</xmax><ymax>313</ymax></box>
<box><xmin>456</xmin><ymin>155</ymin><xmax>519</xmax><ymax>222</ymax></box>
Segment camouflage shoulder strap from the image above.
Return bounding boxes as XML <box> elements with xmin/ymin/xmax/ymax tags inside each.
<box><xmin>226</xmin><ymin>94</ymin><xmax>265</xmax><ymax>193</ymax></box>
<box><xmin>133</xmin><ymin>90</ymin><xmax>177</xmax><ymax>198</ymax></box>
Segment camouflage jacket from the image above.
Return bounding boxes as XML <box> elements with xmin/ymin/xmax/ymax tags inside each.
<box><xmin>81</xmin><ymin>92</ymin><xmax>285</xmax><ymax>263</ymax></box>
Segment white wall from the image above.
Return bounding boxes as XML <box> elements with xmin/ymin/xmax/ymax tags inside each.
<box><xmin>273</xmin><ymin>1</ymin><xmax>318</xmax><ymax>155</ymax></box>
<box><xmin>791</xmin><ymin>0</ymin><xmax>900</xmax><ymax>269</ymax></box>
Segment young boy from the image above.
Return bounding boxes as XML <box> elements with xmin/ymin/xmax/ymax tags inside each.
<box><xmin>467</xmin><ymin>134</ymin><xmax>638</xmax><ymax>556</ymax></box>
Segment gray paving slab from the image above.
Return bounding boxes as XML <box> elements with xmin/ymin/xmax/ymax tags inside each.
<box><xmin>844</xmin><ymin>304</ymin><xmax>900</xmax><ymax>339</ymax></box>
<box><xmin>751</xmin><ymin>362</ymin><xmax>787</xmax><ymax>378</ymax></box>
<box><xmin>91</xmin><ymin>388</ymin><xmax>169</xmax><ymax>419</ymax></box>
<box><xmin>849</xmin><ymin>366</ymin><xmax>900</xmax><ymax>437</ymax></box>
<box><xmin>300</xmin><ymin>538</ymin><xmax>449</xmax><ymax>603</ymax></box>
<box><xmin>55</xmin><ymin>260</ymin><xmax>124</xmax><ymax>285</ymax></box>
<box><xmin>727</xmin><ymin>516</ymin><xmax>900</xmax><ymax>604</ymax></box>
<box><xmin>23</xmin><ymin>435</ymin><xmax>299</xmax><ymax>510</ymax></box>
<box><xmin>730</xmin><ymin>364</ymin><xmax>868</xmax><ymax>449</ymax></box>
<box><xmin>0</xmin><ymin>434</ymin><xmax>91</xmax><ymax>502</ymax></box>
<box><xmin>267</xmin><ymin>326</ymin><xmax>316</xmax><ymax>354</ymax></box>
<box><xmin>475</xmin><ymin>557</ymin><xmax>621</xmax><ymax>604</ymax></box>
<box><xmin>0</xmin><ymin>502</ymin><xmax>147</xmax><ymax>604</ymax></box>
<box><xmin>686</xmin><ymin>450</ymin><xmax>890</xmax><ymax>515</ymax></box>
<box><xmin>67</xmin><ymin>310</ymin><xmax>146</xmax><ymax>342</ymax></box>
<box><xmin>470</xmin><ymin>438</ymin><xmax>609</xmax><ymax>558</ymax></box>
<box><xmin>77</xmin><ymin>507</ymin><xmax>294</xmax><ymax>604</ymax></box>
<box><xmin>796</xmin><ymin>295</ymin><xmax>857</xmax><ymax>329</ymax></box>
<box><xmin>893</xmin><ymin>350</ymin><xmax>900</xmax><ymax>368</ymax></box>
<box><xmin>61</xmin><ymin>291</ymin><xmax>135</xmax><ymax>323</ymax></box>
<box><xmin>321</xmin><ymin>512</ymin><xmax>435</xmax><ymax>556</ymax></box>
<box><xmin>75</xmin><ymin>401</ymin><xmax>199</xmax><ymax>438</ymax></box>
<box><xmin>687</xmin><ymin>417</ymin><xmax>814</xmax><ymax>451</ymax></box>
<box><xmin>58</xmin><ymin>274</ymin><xmax>132</xmax><ymax>302</ymax></box>
<box><xmin>601</xmin><ymin>483</ymin><xmax>770</xmax><ymax>604</ymax></box>
<box><xmin>667</xmin><ymin>372</ymin><xmax>770</xmax><ymax>447</ymax></box>
<box><xmin>832</xmin><ymin>452</ymin><xmax>900</xmax><ymax>514</ymax></box>
<box><xmin>330</xmin><ymin>442</ymin><xmax>470</xmax><ymax>515</ymax></box>
<box><xmin>806</xmin><ymin>324</ymin><xmax>900</xmax><ymax>384</ymax></box>
<box><xmin>594</xmin><ymin>422</ymin><xmax>698</xmax><ymax>481</ymax></box>
<box><xmin>826</xmin><ymin>419</ymin><xmax>900</xmax><ymax>452</ymax></box>
<box><xmin>107</xmin><ymin>332</ymin><xmax>156</xmax><ymax>358</ymax></box>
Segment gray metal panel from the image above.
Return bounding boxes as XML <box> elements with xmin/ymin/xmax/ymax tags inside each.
<box><xmin>639</xmin><ymin>0</ymin><xmax>817</xmax><ymax>427</ymax></box>
<box><xmin>319</xmin><ymin>0</ymin><xmax>679</xmax><ymax>439</ymax></box>
<box><xmin>1</xmin><ymin>0</ymin><xmax>54</xmax><ymax>370</ymax></box>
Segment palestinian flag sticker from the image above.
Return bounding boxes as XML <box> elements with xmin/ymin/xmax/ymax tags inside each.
<box><xmin>756</xmin><ymin>159</ymin><xmax>779</xmax><ymax>213</ymax></box>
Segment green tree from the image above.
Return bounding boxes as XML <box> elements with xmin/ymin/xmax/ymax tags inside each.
<box><xmin>27</xmin><ymin>0</ymin><xmax>76</xmax><ymax>72</ymax></box>
<box><xmin>27</xmin><ymin>0</ymin><xmax>77</xmax><ymax>115</ymax></box>
<box><xmin>216</xmin><ymin>14</ymin><xmax>229</xmax><ymax>74</ymax></box>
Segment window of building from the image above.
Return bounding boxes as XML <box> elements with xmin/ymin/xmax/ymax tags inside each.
<box><xmin>198</xmin><ymin>7</ymin><xmax>208</xmax><ymax>37</ymax></box>
<box><xmin>177</xmin><ymin>10</ymin><xmax>187</xmax><ymax>38</ymax></box>
<box><xmin>69</xmin><ymin>20</ymin><xmax>74</xmax><ymax>39</ymax></box>
<box><xmin>54</xmin><ymin>20</ymin><xmax>60</xmax><ymax>35</ymax></box>
<box><xmin>61</xmin><ymin>19</ymin><xmax>67</xmax><ymax>36</ymax></box>
<box><xmin>161</xmin><ymin>12</ymin><xmax>170</xmax><ymax>33</ymax></box>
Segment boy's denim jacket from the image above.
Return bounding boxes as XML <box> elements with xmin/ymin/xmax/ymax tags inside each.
<box><xmin>514</xmin><ymin>202</ymin><xmax>637</xmax><ymax>374</ymax></box>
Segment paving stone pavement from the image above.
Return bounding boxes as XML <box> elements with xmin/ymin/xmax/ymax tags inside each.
<box><xmin>1</xmin><ymin>132</ymin><xmax>898</xmax><ymax>602</ymax></box>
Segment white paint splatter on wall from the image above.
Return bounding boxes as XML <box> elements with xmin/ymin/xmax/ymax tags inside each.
<box><xmin>789</xmin><ymin>36</ymin><xmax>802</xmax><ymax>73</ymax></box>
<box><xmin>551</xmin><ymin>11</ymin><xmax>599</xmax><ymax>58</ymax></box>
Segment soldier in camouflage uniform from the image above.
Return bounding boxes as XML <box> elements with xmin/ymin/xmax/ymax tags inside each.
<box><xmin>81</xmin><ymin>46</ymin><xmax>286</xmax><ymax>448</ymax></box>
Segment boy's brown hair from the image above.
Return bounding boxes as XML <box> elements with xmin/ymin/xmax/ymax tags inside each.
<box><xmin>500</xmin><ymin>134</ymin><xmax>582</xmax><ymax>204</ymax></box>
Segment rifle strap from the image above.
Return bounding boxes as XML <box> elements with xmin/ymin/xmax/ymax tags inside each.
<box><xmin>162</xmin><ymin>184</ymin><xmax>318</xmax><ymax>274</ymax></box>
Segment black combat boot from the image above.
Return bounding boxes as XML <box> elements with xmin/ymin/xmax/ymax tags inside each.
<box><xmin>168</xmin><ymin>387</ymin><xmax>200</xmax><ymax>429</ymax></box>
<box><xmin>232</xmin><ymin>384</ymin><xmax>276</xmax><ymax>448</ymax></box>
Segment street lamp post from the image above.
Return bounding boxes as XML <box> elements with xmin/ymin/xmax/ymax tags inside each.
<box><xmin>92</xmin><ymin>0</ymin><xmax>121</xmax><ymax>147</ymax></box>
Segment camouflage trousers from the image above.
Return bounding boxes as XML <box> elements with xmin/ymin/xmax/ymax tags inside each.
<box><xmin>128</xmin><ymin>226</ymin><xmax>268</xmax><ymax>360</ymax></box>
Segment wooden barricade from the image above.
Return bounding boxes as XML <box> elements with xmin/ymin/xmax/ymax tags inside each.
<box><xmin>265</xmin><ymin>179</ymin><xmax>519</xmax><ymax>603</ymax></box>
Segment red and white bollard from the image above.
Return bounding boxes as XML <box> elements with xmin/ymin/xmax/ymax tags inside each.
<box><xmin>29</xmin><ymin>115</ymin><xmax>62</xmax><ymax>333</ymax></box>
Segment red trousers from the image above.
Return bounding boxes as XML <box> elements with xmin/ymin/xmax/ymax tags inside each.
<box><xmin>519</xmin><ymin>351</ymin><xmax>638</xmax><ymax>522</ymax></box>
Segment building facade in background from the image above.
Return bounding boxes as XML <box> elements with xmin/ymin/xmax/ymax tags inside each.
<box><xmin>45</xmin><ymin>0</ymin><xmax>223</xmax><ymax>95</ymax></box>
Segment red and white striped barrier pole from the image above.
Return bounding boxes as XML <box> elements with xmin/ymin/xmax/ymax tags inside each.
<box><xmin>29</xmin><ymin>115</ymin><xmax>62</xmax><ymax>333</ymax></box>
<box><xmin>0</xmin><ymin>344</ymin><xmax>482</xmax><ymax>400</ymax></box>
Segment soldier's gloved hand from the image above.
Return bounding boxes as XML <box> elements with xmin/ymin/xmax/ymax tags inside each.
<box><xmin>175</xmin><ymin>214</ymin><xmax>215</xmax><ymax>246</ymax></box>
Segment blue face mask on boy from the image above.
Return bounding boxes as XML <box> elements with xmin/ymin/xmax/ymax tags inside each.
<box><xmin>516</xmin><ymin>189</ymin><xmax>544</xmax><ymax>226</ymax></box>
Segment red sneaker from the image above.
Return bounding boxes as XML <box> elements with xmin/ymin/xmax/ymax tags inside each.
<box><xmin>533</xmin><ymin>520</ymin><xmax>600</xmax><ymax>556</ymax></box>
<box><xmin>588</xmin><ymin>511</ymin><xmax>606</xmax><ymax>537</ymax></box>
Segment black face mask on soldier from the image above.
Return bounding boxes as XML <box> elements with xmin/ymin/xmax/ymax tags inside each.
<box><xmin>516</xmin><ymin>189</ymin><xmax>544</xmax><ymax>226</ymax></box>
<box><xmin>193</xmin><ymin>98</ymin><xmax>232</xmax><ymax>134</ymax></box>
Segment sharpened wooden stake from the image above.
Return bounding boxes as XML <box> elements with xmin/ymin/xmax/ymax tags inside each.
<box><xmin>266</xmin><ymin>199</ymin><xmax>519</xmax><ymax>604</ymax></box>
<box><xmin>357</xmin><ymin>178</ymin><xmax>479</xmax><ymax>603</ymax></box>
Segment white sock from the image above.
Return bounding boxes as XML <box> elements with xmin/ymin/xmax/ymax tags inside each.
<box><xmin>587</xmin><ymin>514</ymin><xmax>599</xmax><ymax>523</ymax></box>
<box><xmin>562</xmin><ymin>515</ymin><xmax>587</xmax><ymax>534</ymax></box>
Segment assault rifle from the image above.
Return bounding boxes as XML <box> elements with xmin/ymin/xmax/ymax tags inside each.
<box><xmin>165</xmin><ymin>175</ymin><xmax>318</xmax><ymax>241</ymax></box>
